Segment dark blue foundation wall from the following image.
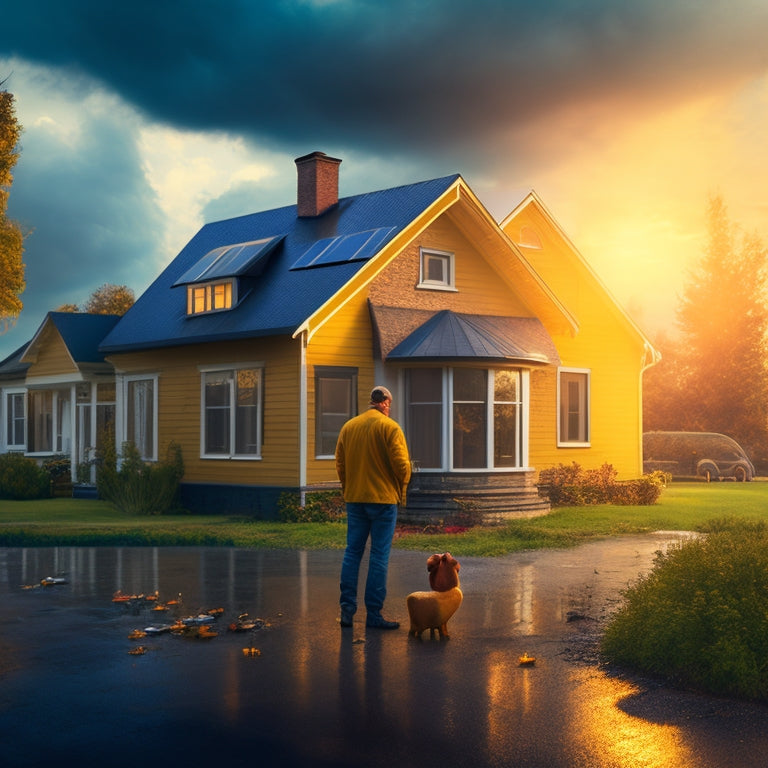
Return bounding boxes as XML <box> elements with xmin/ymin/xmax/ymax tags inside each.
<box><xmin>179</xmin><ymin>483</ymin><xmax>288</xmax><ymax>518</ymax></box>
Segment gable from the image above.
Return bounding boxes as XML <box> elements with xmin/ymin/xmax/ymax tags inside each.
<box><xmin>502</xmin><ymin>192</ymin><xmax>659</xmax><ymax>363</ymax></box>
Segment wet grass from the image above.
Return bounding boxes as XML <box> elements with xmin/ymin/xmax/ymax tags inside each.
<box><xmin>2</xmin><ymin>480</ymin><xmax>767</xmax><ymax>555</ymax></box>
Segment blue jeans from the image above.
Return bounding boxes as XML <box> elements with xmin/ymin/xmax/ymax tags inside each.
<box><xmin>339</xmin><ymin>502</ymin><xmax>398</xmax><ymax>617</ymax></box>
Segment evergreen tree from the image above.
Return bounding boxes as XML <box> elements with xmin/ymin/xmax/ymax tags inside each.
<box><xmin>645</xmin><ymin>195</ymin><xmax>768</xmax><ymax>462</ymax></box>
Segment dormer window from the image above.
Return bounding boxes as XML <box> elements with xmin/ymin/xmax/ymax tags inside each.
<box><xmin>172</xmin><ymin>235</ymin><xmax>285</xmax><ymax>317</ymax></box>
<box><xmin>187</xmin><ymin>279</ymin><xmax>236</xmax><ymax>315</ymax></box>
<box><xmin>418</xmin><ymin>248</ymin><xmax>455</xmax><ymax>291</ymax></box>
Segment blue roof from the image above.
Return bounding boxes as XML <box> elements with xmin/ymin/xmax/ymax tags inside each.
<box><xmin>100</xmin><ymin>174</ymin><xmax>461</xmax><ymax>353</ymax></box>
<box><xmin>386</xmin><ymin>310</ymin><xmax>561</xmax><ymax>365</ymax></box>
<box><xmin>43</xmin><ymin>313</ymin><xmax>122</xmax><ymax>363</ymax></box>
<box><xmin>0</xmin><ymin>342</ymin><xmax>30</xmax><ymax>380</ymax></box>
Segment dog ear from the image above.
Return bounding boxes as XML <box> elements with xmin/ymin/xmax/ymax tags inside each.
<box><xmin>427</xmin><ymin>554</ymin><xmax>441</xmax><ymax>572</ymax></box>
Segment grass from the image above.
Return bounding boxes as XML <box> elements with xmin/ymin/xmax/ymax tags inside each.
<box><xmin>2</xmin><ymin>480</ymin><xmax>767</xmax><ymax>555</ymax></box>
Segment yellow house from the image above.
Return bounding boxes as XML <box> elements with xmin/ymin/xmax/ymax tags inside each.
<box><xmin>501</xmin><ymin>192</ymin><xmax>660</xmax><ymax>480</ymax></box>
<box><xmin>1</xmin><ymin>153</ymin><xmax>658</xmax><ymax>520</ymax></box>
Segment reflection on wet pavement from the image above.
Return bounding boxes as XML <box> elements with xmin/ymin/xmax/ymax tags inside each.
<box><xmin>1</xmin><ymin>535</ymin><xmax>768</xmax><ymax>767</ymax></box>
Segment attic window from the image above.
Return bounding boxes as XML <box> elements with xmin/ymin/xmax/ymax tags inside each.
<box><xmin>187</xmin><ymin>280</ymin><xmax>236</xmax><ymax>315</ymax></box>
<box><xmin>418</xmin><ymin>248</ymin><xmax>455</xmax><ymax>291</ymax></box>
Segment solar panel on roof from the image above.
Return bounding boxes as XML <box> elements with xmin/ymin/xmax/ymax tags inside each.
<box><xmin>290</xmin><ymin>227</ymin><xmax>395</xmax><ymax>270</ymax></box>
<box><xmin>172</xmin><ymin>235</ymin><xmax>284</xmax><ymax>286</ymax></box>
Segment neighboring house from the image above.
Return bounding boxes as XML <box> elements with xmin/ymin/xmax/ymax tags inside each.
<box><xmin>0</xmin><ymin>312</ymin><xmax>121</xmax><ymax>481</ymax></box>
<box><xmin>0</xmin><ymin>153</ymin><xmax>659</xmax><ymax>521</ymax></box>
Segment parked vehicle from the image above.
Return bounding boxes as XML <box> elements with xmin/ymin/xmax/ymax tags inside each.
<box><xmin>643</xmin><ymin>431</ymin><xmax>755</xmax><ymax>482</ymax></box>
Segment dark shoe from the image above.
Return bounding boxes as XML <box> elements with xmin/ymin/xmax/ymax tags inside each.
<box><xmin>366</xmin><ymin>615</ymin><xmax>400</xmax><ymax>630</ymax></box>
<box><xmin>340</xmin><ymin>608</ymin><xmax>354</xmax><ymax>628</ymax></box>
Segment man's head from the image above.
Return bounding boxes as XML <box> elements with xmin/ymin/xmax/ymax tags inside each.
<box><xmin>370</xmin><ymin>386</ymin><xmax>392</xmax><ymax>413</ymax></box>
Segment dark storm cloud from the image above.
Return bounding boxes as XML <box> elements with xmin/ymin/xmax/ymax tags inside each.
<box><xmin>1</xmin><ymin>101</ymin><xmax>164</xmax><ymax>356</ymax></box>
<box><xmin>2</xmin><ymin>0</ymin><xmax>767</xmax><ymax>164</ymax></box>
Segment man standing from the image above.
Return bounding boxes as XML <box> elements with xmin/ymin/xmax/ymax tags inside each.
<box><xmin>336</xmin><ymin>385</ymin><xmax>411</xmax><ymax>629</ymax></box>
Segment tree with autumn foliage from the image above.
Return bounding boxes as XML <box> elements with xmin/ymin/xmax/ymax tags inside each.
<box><xmin>56</xmin><ymin>283</ymin><xmax>135</xmax><ymax>316</ymax></box>
<box><xmin>644</xmin><ymin>195</ymin><xmax>768</xmax><ymax>464</ymax></box>
<box><xmin>0</xmin><ymin>85</ymin><xmax>25</xmax><ymax>332</ymax></box>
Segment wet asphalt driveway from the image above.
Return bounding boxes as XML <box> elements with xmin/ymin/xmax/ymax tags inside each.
<box><xmin>2</xmin><ymin>533</ymin><xmax>768</xmax><ymax>768</ymax></box>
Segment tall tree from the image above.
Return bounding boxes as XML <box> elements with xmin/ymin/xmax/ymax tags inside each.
<box><xmin>645</xmin><ymin>195</ymin><xmax>768</xmax><ymax>460</ymax></box>
<box><xmin>0</xmin><ymin>86</ymin><xmax>25</xmax><ymax>332</ymax></box>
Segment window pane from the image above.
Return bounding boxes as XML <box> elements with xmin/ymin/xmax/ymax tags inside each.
<box><xmin>127</xmin><ymin>380</ymin><xmax>154</xmax><ymax>460</ymax></box>
<box><xmin>560</xmin><ymin>371</ymin><xmax>589</xmax><ymax>442</ymax></box>
<box><xmin>29</xmin><ymin>391</ymin><xmax>53</xmax><ymax>452</ymax></box>
<box><xmin>406</xmin><ymin>369</ymin><xmax>442</xmax><ymax>469</ymax></box>
<box><xmin>426</xmin><ymin>254</ymin><xmax>446</xmax><ymax>282</ymax></box>
<box><xmin>7</xmin><ymin>393</ymin><xmax>25</xmax><ymax>446</ymax></box>
<box><xmin>317</xmin><ymin>376</ymin><xmax>352</xmax><ymax>455</ymax></box>
<box><xmin>453</xmin><ymin>403</ymin><xmax>486</xmax><ymax>468</ymax></box>
<box><xmin>96</xmin><ymin>404</ymin><xmax>115</xmax><ymax>451</ymax></box>
<box><xmin>235</xmin><ymin>369</ymin><xmax>260</xmax><ymax>455</ymax></box>
<box><xmin>453</xmin><ymin>368</ymin><xmax>486</xmax><ymax>401</ymax></box>
<box><xmin>205</xmin><ymin>373</ymin><xmax>230</xmax><ymax>454</ymax></box>
<box><xmin>453</xmin><ymin>370</ymin><xmax>487</xmax><ymax>468</ymax></box>
<box><xmin>494</xmin><ymin>403</ymin><xmax>518</xmax><ymax>467</ymax></box>
<box><xmin>494</xmin><ymin>370</ymin><xmax>519</xmax><ymax>403</ymax></box>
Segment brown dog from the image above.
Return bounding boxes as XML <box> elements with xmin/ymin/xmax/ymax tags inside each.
<box><xmin>407</xmin><ymin>553</ymin><xmax>463</xmax><ymax>639</ymax></box>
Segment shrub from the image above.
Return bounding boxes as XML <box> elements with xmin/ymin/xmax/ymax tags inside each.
<box><xmin>0</xmin><ymin>453</ymin><xmax>51</xmax><ymax>500</ymax></box>
<box><xmin>97</xmin><ymin>441</ymin><xmax>184</xmax><ymax>515</ymax></box>
<box><xmin>278</xmin><ymin>490</ymin><xmax>345</xmax><ymax>522</ymax></box>
<box><xmin>43</xmin><ymin>455</ymin><xmax>71</xmax><ymax>480</ymax></box>
<box><xmin>537</xmin><ymin>462</ymin><xmax>667</xmax><ymax>506</ymax></box>
<box><xmin>602</xmin><ymin>521</ymin><xmax>768</xmax><ymax>700</ymax></box>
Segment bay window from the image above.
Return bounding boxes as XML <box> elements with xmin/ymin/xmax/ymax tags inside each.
<box><xmin>405</xmin><ymin>367</ymin><xmax>525</xmax><ymax>470</ymax></box>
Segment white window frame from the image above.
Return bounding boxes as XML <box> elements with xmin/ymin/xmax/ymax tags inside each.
<box><xmin>4</xmin><ymin>388</ymin><xmax>27</xmax><ymax>451</ymax></box>
<box><xmin>404</xmin><ymin>367</ymin><xmax>529</xmax><ymax>472</ymax></box>
<box><xmin>199</xmin><ymin>363</ymin><xmax>263</xmax><ymax>460</ymax></box>
<box><xmin>418</xmin><ymin>247</ymin><xmax>456</xmax><ymax>291</ymax></box>
<box><xmin>120</xmin><ymin>374</ymin><xmax>159</xmax><ymax>462</ymax></box>
<box><xmin>557</xmin><ymin>367</ymin><xmax>591</xmax><ymax>447</ymax></box>
<box><xmin>186</xmin><ymin>278</ymin><xmax>237</xmax><ymax>316</ymax></box>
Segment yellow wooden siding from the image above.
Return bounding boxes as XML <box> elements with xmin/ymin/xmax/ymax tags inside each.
<box><xmin>304</xmin><ymin>212</ymin><xmax>544</xmax><ymax>485</ymax></box>
<box><xmin>25</xmin><ymin>327</ymin><xmax>77</xmax><ymax>377</ymax></box>
<box><xmin>305</xmin><ymin>293</ymin><xmax>375</xmax><ymax>485</ymax></box>
<box><xmin>109</xmin><ymin>337</ymin><xmax>302</xmax><ymax>486</ymax></box>
<box><xmin>506</xmin><ymin>203</ymin><xmax>648</xmax><ymax>478</ymax></box>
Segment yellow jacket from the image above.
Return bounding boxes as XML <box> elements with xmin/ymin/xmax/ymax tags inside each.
<box><xmin>335</xmin><ymin>408</ymin><xmax>412</xmax><ymax>505</ymax></box>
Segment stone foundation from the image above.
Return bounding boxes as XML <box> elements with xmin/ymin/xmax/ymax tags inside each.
<box><xmin>402</xmin><ymin>470</ymin><xmax>550</xmax><ymax>526</ymax></box>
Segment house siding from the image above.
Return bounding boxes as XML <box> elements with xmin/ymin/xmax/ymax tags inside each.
<box><xmin>305</xmin><ymin>291</ymin><xmax>375</xmax><ymax>485</ymax></box>
<box><xmin>26</xmin><ymin>329</ymin><xmax>77</xmax><ymax>378</ymax></box>
<box><xmin>109</xmin><ymin>336</ymin><xmax>302</xmax><ymax>488</ymax></box>
<box><xmin>506</xmin><ymin>202</ymin><xmax>647</xmax><ymax>479</ymax></box>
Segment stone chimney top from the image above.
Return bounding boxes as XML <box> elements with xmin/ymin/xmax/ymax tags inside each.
<box><xmin>295</xmin><ymin>151</ymin><xmax>342</xmax><ymax>218</ymax></box>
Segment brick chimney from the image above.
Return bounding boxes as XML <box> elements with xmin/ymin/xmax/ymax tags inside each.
<box><xmin>295</xmin><ymin>151</ymin><xmax>342</xmax><ymax>217</ymax></box>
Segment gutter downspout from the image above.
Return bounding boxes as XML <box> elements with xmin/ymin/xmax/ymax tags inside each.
<box><xmin>299</xmin><ymin>330</ymin><xmax>308</xmax><ymax>504</ymax></box>
<box><xmin>638</xmin><ymin>342</ymin><xmax>662</xmax><ymax>474</ymax></box>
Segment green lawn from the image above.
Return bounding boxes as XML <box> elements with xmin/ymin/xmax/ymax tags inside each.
<box><xmin>1</xmin><ymin>480</ymin><xmax>766</xmax><ymax>556</ymax></box>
